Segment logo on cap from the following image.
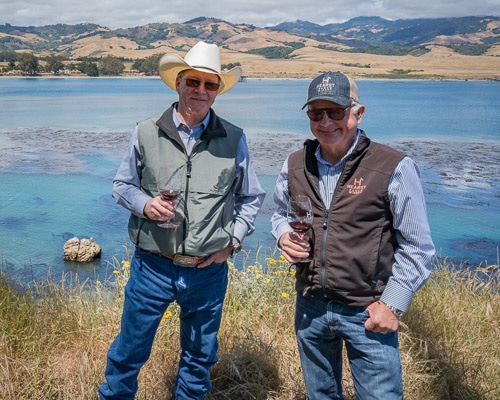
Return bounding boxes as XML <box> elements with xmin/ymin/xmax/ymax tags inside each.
<box><xmin>316</xmin><ymin>75</ymin><xmax>335</xmax><ymax>95</ymax></box>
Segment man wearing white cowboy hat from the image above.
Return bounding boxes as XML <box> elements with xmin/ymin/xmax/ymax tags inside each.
<box><xmin>99</xmin><ymin>41</ymin><xmax>265</xmax><ymax>400</ymax></box>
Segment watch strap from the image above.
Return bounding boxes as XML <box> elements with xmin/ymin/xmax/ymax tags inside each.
<box><xmin>380</xmin><ymin>300</ymin><xmax>404</xmax><ymax>319</ymax></box>
<box><xmin>230</xmin><ymin>237</ymin><xmax>242</xmax><ymax>257</ymax></box>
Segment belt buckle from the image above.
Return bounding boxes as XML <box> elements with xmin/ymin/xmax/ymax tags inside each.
<box><xmin>172</xmin><ymin>254</ymin><xmax>199</xmax><ymax>267</ymax></box>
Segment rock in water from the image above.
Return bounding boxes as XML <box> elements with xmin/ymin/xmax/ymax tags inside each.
<box><xmin>63</xmin><ymin>237</ymin><xmax>102</xmax><ymax>262</ymax></box>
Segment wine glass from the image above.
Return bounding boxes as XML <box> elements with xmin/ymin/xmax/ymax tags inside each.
<box><xmin>157</xmin><ymin>171</ymin><xmax>183</xmax><ymax>228</ymax></box>
<box><xmin>287</xmin><ymin>195</ymin><xmax>314</xmax><ymax>262</ymax></box>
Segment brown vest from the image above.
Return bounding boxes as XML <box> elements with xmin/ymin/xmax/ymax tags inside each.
<box><xmin>288</xmin><ymin>132</ymin><xmax>404</xmax><ymax>306</ymax></box>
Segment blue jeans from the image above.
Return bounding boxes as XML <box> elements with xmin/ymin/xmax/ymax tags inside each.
<box><xmin>295</xmin><ymin>294</ymin><xmax>403</xmax><ymax>400</ymax></box>
<box><xmin>98</xmin><ymin>248</ymin><xmax>228</xmax><ymax>400</ymax></box>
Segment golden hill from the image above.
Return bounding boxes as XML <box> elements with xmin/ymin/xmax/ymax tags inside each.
<box><xmin>1</xmin><ymin>17</ymin><xmax>499</xmax><ymax>80</ymax></box>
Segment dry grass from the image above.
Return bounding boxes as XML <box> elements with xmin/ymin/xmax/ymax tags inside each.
<box><xmin>2</xmin><ymin>43</ymin><xmax>500</xmax><ymax>81</ymax></box>
<box><xmin>0</xmin><ymin>253</ymin><xmax>498</xmax><ymax>400</ymax></box>
<box><xmin>225</xmin><ymin>45</ymin><xmax>500</xmax><ymax>81</ymax></box>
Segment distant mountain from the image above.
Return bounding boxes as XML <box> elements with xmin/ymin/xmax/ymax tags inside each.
<box><xmin>270</xmin><ymin>15</ymin><xmax>500</xmax><ymax>47</ymax></box>
<box><xmin>0</xmin><ymin>16</ymin><xmax>498</xmax><ymax>59</ymax></box>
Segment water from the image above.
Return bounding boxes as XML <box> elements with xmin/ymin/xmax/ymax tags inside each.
<box><xmin>0</xmin><ymin>77</ymin><xmax>499</xmax><ymax>283</ymax></box>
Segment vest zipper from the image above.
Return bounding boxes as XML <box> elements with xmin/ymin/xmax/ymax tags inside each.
<box><xmin>320</xmin><ymin>210</ymin><xmax>329</xmax><ymax>294</ymax></box>
<box><xmin>180</xmin><ymin>159</ymin><xmax>192</xmax><ymax>254</ymax></box>
<box><xmin>320</xmin><ymin>160</ymin><xmax>346</xmax><ymax>293</ymax></box>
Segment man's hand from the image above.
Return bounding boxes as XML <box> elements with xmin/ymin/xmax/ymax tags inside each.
<box><xmin>278</xmin><ymin>231</ymin><xmax>311</xmax><ymax>264</ymax></box>
<box><xmin>197</xmin><ymin>246</ymin><xmax>232</xmax><ymax>269</ymax></box>
<box><xmin>364</xmin><ymin>300</ymin><xmax>399</xmax><ymax>333</ymax></box>
<box><xmin>144</xmin><ymin>196</ymin><xmax>175</xmax><ymax>221</ymax></box>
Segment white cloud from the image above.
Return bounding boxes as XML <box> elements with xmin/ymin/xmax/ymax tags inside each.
<box><xmin>0</xmin><ymin>0</ymin><xmax>498</xmax><ymax>29</ymax></box>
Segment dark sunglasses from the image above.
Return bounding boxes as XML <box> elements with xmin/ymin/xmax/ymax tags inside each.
<box><xmin>306</xmin><ymin>106</ymin><xmax>351</xmax><ymax>122</ymax></box>
<box><xmin>183</xmin><ymin>78</ymin><xmax>220</xmax><ymax>92</ymax></box>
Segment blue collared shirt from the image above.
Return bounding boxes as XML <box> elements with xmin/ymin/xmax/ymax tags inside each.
<box><xmin>271</xmin><ymin>130</ymin><xmax>435</xmax><ymax>311</ymax></box>
<box><xmin>113</xmin><ymin>108</ymin><xmax>266</xmax><ymax>244</ymax></box>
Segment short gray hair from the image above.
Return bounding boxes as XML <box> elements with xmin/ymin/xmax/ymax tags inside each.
<box><xmin>351</xmin><ymin>102</ymin><xmax>362</xmax><ymax>116</ymax></box>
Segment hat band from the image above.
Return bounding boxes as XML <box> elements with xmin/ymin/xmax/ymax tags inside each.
<box><xmin>191</xmin><ymin>65</ymin><xmax>220</xmax><ymax>74</ymax></box>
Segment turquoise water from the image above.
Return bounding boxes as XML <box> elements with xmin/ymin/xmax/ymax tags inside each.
<box><xmin>0</xmin><ymin>77</ymin><xmax>499</xmax><ymax>282</ymax></box>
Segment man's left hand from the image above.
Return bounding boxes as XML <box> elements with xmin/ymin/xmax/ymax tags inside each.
<box><xmin>364</xmin><ymin>300</ymin><xmax>399</xmax><ymax>333</ymax></box>
<box><xmin>197</xmin><ymin>245</ymin><xmax>232</xmax><ymax>269</ymax></box>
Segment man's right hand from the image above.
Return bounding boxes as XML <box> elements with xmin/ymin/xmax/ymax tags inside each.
<box><xmin>278</xmin><ymin>231</ymin><xmax>311</xmax><ymax>264</ymax></box>
<box><xmin>143</xmin><ymin>196</ymin><xmax>175</xmax><ymax>221</ymax></box>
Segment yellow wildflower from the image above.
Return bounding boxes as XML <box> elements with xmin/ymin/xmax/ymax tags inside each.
<box><xmin>161</xmin><ymin>310</ymin><xmax>174</xmax><ymax>324</ymax></box>
<box><xmin>281</xmin><ymin>292</ymin><xmax>290</xmax><ymax>298</ymax></box>
<box><xmin>266</xmin><ymin>258</ymin><xmax>277</xmax><ymax>266</ymax></box>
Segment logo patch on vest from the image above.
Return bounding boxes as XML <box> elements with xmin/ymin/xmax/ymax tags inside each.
<box><xmin>347</xmin><ymin>177</ymin><xmax>366</xmax><ymax>195</ymax></box>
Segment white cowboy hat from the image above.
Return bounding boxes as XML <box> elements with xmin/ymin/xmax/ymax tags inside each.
<box><xmin>158</xmin><ymin>41</ymin><xmax>242</xmax><ymax>95</ymax></box>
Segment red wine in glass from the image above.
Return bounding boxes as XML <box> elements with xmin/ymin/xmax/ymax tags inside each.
<box><xmin>289</xmin><ymin>220</ymin><xmax>312</xmax><ymax>233</ymax></box>
<box><xmin>158</xmin><ymin>172</ymin><xmax>183</xmax><ymax>228</ymax></box>
<box><xmin>159</xmin><ymin>189</ymin><xmax>180</xmax><ymax>202</ymax></box>
<box><xmin>287</xmin><ymin>195</ymin><xmax>314</xmax><ymax>262</ymax></box>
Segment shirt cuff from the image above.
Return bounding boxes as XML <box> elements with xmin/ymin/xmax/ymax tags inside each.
<box><xmin>134</xmin><ymin>193</ymin><xmax>153</xmax><ymax>218</ymax></box>
<box><xmin>379</xmin><ymin>277</ymin><xmax>415</xmax><ymax>312</ymax></box>
<box><xmin>274</xmin><ymin>224</ymin><xmax>293</xmax><ymax>248</ymax></box>
<box><xmin>232</xmin><ymin>223</ymin><xmax>248</xmax><ymax>244</ymax></box>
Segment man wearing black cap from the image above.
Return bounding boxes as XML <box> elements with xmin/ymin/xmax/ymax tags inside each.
<box><xmin>271</xmin><ymin>72</ymin><xmax>435</xmax><ymax>399</ymax></box>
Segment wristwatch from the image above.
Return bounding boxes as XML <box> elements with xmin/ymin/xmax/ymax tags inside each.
<box><xmin>380</xmin><ymin>301</ymin><xmax>404</xmax><ymax>319</ymax></box>
<box><xmin>230</xmin><ymin>237</ymin><xmax>242</xmax><ymax>257</ymax></box>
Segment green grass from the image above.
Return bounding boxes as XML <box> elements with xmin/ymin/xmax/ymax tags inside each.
<box><xmin>0</xmin><ymin>253</ymin><xmax>498</xmax><ymax>399</ymax></box>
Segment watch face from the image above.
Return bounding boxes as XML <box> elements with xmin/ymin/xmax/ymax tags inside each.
<box><xmin>231</xmin><ymin>240</ymin><xmax>242</xmax><ymax>254</ymax></box>
<box><xmin>390</xmin><ymin>307</ymin><xmax>403</xmax><ymax>318</ymax></box>
<box><xmin>381</xmin><ymin>301</ymin><xmax>403</xmax><ymax>318</ymax></box>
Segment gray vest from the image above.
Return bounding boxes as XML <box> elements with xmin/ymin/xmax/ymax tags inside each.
<box><xmin>127</xmin><ymin>106</ymin><xmax>243</xmax><ymax>256</ymax></box>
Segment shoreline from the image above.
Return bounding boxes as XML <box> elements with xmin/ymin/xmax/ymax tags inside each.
<box><xmin>1</xmin><ymin>73</ymin><xmax>499</xmax><ymax>82</ymax></box>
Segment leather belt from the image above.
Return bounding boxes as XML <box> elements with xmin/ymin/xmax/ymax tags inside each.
<box><xmin>162</xmin><ymin>254</ymin><xmax>207</xmax><ymax>267</ymax></box>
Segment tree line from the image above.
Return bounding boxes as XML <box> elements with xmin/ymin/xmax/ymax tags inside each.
<box><xmin>0</xmin><ymin>51</ymin><xmax>241</xmax><ymax>77</ymax></box>
<box><xmin>0</xmin><ymin>51</ymin><xmax>151</xmax><ymax>76</ymax></box>
<box><xmin>0</xmin><ymin>51</ymin><xmax>126</xmax><ymax>76</ymax></box>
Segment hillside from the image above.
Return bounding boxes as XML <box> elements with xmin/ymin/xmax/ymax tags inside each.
<box><xmin>1</xmin><ymin>16</ymin><xmax>499</xmax><ymax>80</ymax></box>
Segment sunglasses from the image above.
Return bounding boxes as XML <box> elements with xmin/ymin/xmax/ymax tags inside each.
<box><xmin>182</xmin><ymin>78</ymin><xmax>220</xmax><ymax>92</ymax></box>
<box><xmin>306</xmin><ymin>106</ymin><xmax>352</xmax><ymax>122</ymax></box>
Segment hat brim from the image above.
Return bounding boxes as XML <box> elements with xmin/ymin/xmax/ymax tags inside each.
<box><xmin>302</xmin><ymin>95</ymin><xmax>352</xmax><ymax>109</ymax></box>
<box><xmin>158</xmin><ymin>53</ymin><xmax>241</xmax><ymax>95</ymax></box>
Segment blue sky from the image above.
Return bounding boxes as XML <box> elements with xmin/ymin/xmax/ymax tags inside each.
<box><xmin>2</xmin><ymin>0</ymin><xmax>499</xmax><ymax>29</ymax></box>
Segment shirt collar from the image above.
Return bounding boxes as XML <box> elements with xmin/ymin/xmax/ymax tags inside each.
<box><xmin>314</xmin><ymin>129</ymin><xmax>362</xmax><ymax>167</ymax></box>
<box><xmin>172</xmin><ymin>106</ymin><xmax>210</xmax><ymax>133</ymax></box>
